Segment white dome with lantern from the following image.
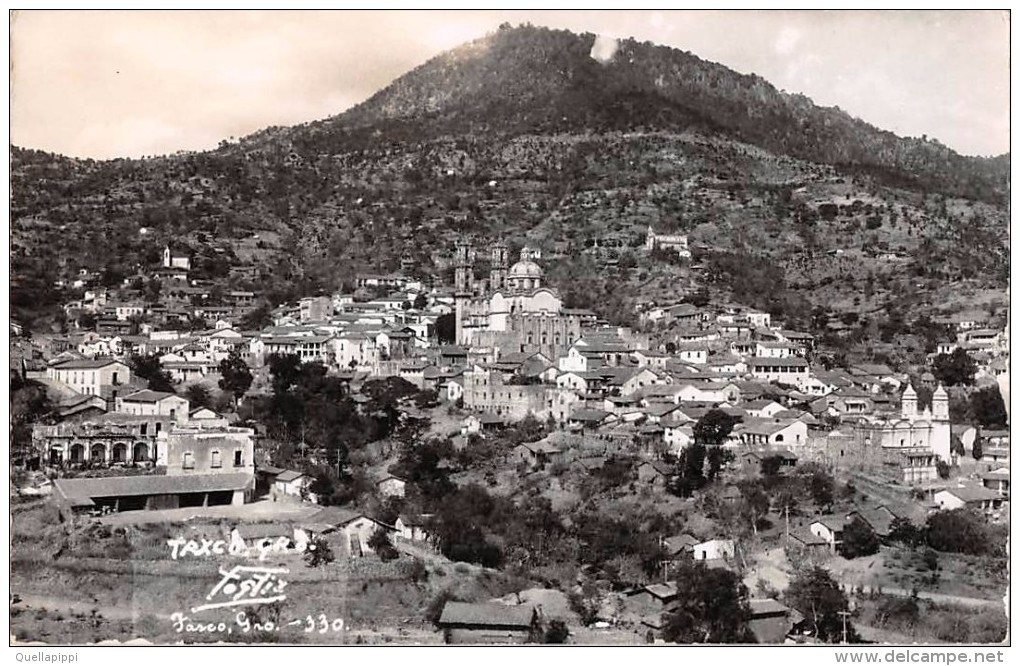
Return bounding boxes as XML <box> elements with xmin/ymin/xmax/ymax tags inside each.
<box><xmin>507</xmin><ymin>251</ymin><xmax>544</xmax><ymax>292</ymax></box>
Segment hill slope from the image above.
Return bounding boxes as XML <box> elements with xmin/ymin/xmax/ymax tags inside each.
<box><xmin>332</xmin><ymin>25</ymin><xmax>1008</xmax><ymax>203</ymax></box>
<box><xmin>10</xmin><ymin>24</ymin><xmax>1010</xmax><ymax>356</ymax></box>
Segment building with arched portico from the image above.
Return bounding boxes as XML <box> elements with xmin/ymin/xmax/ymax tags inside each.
<box><xmin>33</xmin><ymin>413</ymin><xmax>172</xmax><ymax>468</ymax></box>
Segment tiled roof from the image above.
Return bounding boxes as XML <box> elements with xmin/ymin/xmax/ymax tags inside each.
<box><xmin>51</xmin><ymin>357</ymin><xmax>126</xmax><ymax>370</ymax></box>
<box><xmin>438</xmin><ymin>602</ymin><xmax>535</xmax><ymax>628</ymax></box>
<box><xmin>749</xmin><ymin>356</ymin><xmax>808</xmax><ymax>367</ymax></box>
<box><xmin>54</xmin><ymin>473</ymin><xmax>253</xmax><ymax>500</ymax></box>
<box><xmin>940</xmin><ymin>486</ymin><xmax>1003</xmax><ymax>503</ymax></box>
<box><xmin>749</xmin><ymin>598</ymin><xmax>792</xmax><ymax>617</ymax></box>
<box><xmin>121</xmin><ymin>389</ymin><xmax>178</xmax><ymax>403</ymax></box>
<box><xmin>275</xmin><ymin>470</ymin><xmax>306</xmax><ymax>483</ymax></box>
<box><xmin>306</xmin><ymin>506</ymin><xmax>371</xmax><ymax>527</ymax></box>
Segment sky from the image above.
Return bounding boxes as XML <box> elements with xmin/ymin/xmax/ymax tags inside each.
<box><xmin>9</xmin><ymin>9</ymin><xmax>1011</xmax><ymax>159</ymax></box>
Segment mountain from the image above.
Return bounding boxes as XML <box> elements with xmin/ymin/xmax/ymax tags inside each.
<box><xmin>10</xmin><ymin>24</ymin><xmax>1010</xmax><ymax>359</ymax></box>
<box><xmin>334</xmin><ymin>25</ymin><xmax>1008</xmax><ymax>202</ymax></box>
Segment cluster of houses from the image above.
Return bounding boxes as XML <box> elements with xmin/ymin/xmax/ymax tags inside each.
<box><xmin>25</xmin><ymin>240</ymin><xmax>1010</xmax><ymax>515</ymax></box>
<box><xmin>15</xmin><ymin>235</ymin><xmax>1011</xmax><ymax>646</ymax></box>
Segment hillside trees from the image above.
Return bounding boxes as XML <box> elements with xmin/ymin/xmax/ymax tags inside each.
<box><xmin>925</xmin><ymin>509</ymin><xmax>1004</xmax><ymax>557</ymax></box>
<box><xmin>129</xmin><ymin>354</ymin><xmax>175</xmax><ymax>392</ymax></box>
<box><xmin>840</xmin><ymin>516</ymin><xmax>880</xmax><ymax>559</ymax></box>
<box><xmin>932</xmin><ymin>348</ymin><xmax>977</xmax><ymax>386</ymax></box>
<box><xmin>969</xmin><ymin>386</ymin><xmax>1007</xmax><ymax>428</ymax></box>
<box><xmin>218</xmin><ymin>349</ymin><xmax>253</xmax><ymax>407</ymax></box>
<box><xmin>785</xmin><ymin>567</ymin><xmax>859</xmax><ymax>643</ymax></box>
<box><xmin>693</xmin><ymin>409</ymin><xmax>741</xmax><ymax>447</ymax></box>
<box><xmin>662</xmin><ymin>561</ymin><xmax>755</xmax><ymax>643</ymax></box>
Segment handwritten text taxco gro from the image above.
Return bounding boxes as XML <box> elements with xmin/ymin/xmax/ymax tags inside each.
<box><xmin>167</xmin><ymin>534</ymin><xmax>344</xmax><ymax>635</ymax></box>
<box><xmin>167</xmin><ymin>534</ymin><xmax>313</xmax><ymax>561</ymax></box>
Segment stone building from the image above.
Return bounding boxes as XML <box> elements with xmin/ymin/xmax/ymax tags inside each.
<box><xmin>452</xmin><ymin>240</ymin><xmax>582</xmax><ymax>357</ymax></box>
<box><xmin>34</xmin><ymin>413</ymin><xmax>172</xmax><ymax>467</ymax></box>
<box><xmin>852</xmin><ymin>383</ymin><xmax>951</xmax><ymax>484</ymax></box>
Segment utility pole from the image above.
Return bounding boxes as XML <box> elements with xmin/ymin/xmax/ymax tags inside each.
<box><xmin>659</xmin><ymin>536</ymin><xmax>668</xmax><ymax>583</ymax></box>
<box><xmin>785</xmin><ymin>503</ymin><xmax>790</xmax><ymax>541</ymax></box>
<box><xmin>838</xmin><ymin>610</ymin><xmax>852</xmax><ymax>645</ymax></box>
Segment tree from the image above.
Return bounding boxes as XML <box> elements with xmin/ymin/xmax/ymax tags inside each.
<box><xmin>970</xmin><ymin>386</ymin><xmax>1007</xmax><ymax>428</ymax></box>
<box><xmin>367</xmin><ymin>527</ymin><xmax>399</xmax><ymax>561</ymax></box>
<box><xmin>268</xmin><ymin>353</ymin><xmax>303</xmax><ymax>395</ymax></box>
<box><xmin>803</xmin><ymin>465</ymin><xmax>835</xmax><ymax>509</ymax></box>
<box><xmin>218</xmin><ymin>349</ymin><xmax>253</xmax><ymax>407</ymax></box>
<box><xmin>706</xmin><ymin>445</ymin><xmax>734</xmax><ymax>481</ymax></box>
<box><xmin>785</xmin><ymin>567</ymin><xmax>858</xmax><ymax>643</ymax></box>
<box><xmin>669</xmin><ymin>443</ymin><xmax>707</xmax><ymax>497</ymax></box>
<box><xmin>308</xmin><ymin>472</ymin><xmax>336</xmax><ymax>503</ymax></box>
<box><xmin>840</xmin><ymin>517</ymin><xmax>879</xmax><ymax>559</ymax></box>
<box><xmin>737</xmin><ymin>480</ymin><xmax>770</xmax><ymax>536</ymax></box>
<box><xmin>414</xmin><ymin>388</ymin><xmax>440</xmax><ymax>409</ymax></box>
<box><xmin>887</xmin><ymin>517</ymin><xmax>923</xmax><ymax>548</ymax></box>
<box><xmin>971</xmin><ymin>438</ymin><xmax>983</xmax><ymax>461</ymax></box>
<box><xmin>239</xmin><ymin>304</ymin><xmax>273</xmax><ymax>330</ymax></box>
<box><xmin>304</xmin><ymin>537</ymin><xmax>335</xmax><ymax>567</ymax></box>
<box><xmin>543</xmin><ymin>620</ymin><xmax>569</xmax><ymax>644</ymax></box>
<box><xmin>935</xmin><ymin>460</ymin><xmax>950</xmax><ymax>479</ymax></box>
<box><xmin>11</xmin><ymin>378</ymin><xmax>55</xmax><ymax>466</ymax></box>
<box><xmin>436</xmin><ymin>313</ymin><xmax>456</xmax><ymax>344</ymax></box>
<box><xmin>129</xmin><ymin>354</ymin><xmax>174</xmax><ymax>392</ymax></box>
<box><xmin>693</xmin><ymin>409</ymin><xmax>741</xmax><ymax>447</ymax></box>
<box><xmin>413</xmin><ymin>293</ymin><xmax>428</xmax><ymax>310</ymax></box>
<box><xmin>662</xmin><ymin>562</ymin><xmax>755</xmax><ymax>643</ymax></box>
<box><xmin>684</xmin><ymin>287</ymin><xmax>710</xmax><ymax>307</ymax></box>
<box><xmin>932</xmin><ymin>348</ymin><xmax>977</xmax><ymax>386</ymax></box>
<box><xmin>760</xmin><ymin>455</ymin><xmax>784</xmax><ymax>479</ymax></box>
<box><xmin>184</xmin><ymin>384</ymin><xmax>212</xmax><ymax>411</ymax></box>
<box><xmin>77</xmin><ymin>311</ymin><xmax>98</xmax><ymax>330</ymax></box>
<box><xmin>925</xmin><ymin>509</ymin><xmax>996</xmax><ymax>556</ymax></box>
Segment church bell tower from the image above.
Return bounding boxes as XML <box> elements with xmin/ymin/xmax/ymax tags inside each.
<box><xmin>490</xmin><ymin>241</ymin><xmax>508</xmax><ymax>293</ymax></box>
<box><xmin>454</xmin><ymin>239</ymin><xmax>473</xmax><ymax>345</ymax></box>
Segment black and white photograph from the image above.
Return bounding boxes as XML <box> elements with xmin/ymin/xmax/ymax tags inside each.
<box><xmin>7</xmin><ymin>7</ymin><xmax>1012</xmax><ymax>652</ymax></box>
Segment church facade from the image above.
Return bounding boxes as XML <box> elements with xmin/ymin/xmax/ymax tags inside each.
<box><xmin>644</xmin><ymin>226</ymin><xmax>691</xmax><ymax>257</ymax></box>
<box><xmin>454</xmin><ymin>240</ymin><xmax>582</xmax><ymax>358</ymax></box>
<box><xmin>853</xmin><ymin>383</ymin><xmax>952</xmax><ymax>484</ymax></box>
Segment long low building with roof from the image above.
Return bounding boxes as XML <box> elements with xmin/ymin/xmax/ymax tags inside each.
<box><xmin>52</xmin><ymin>471</ymin><xmax>254</xmax><ymax>518</ymax></box>
<box><xmin>436</xmin><ymin>601</ymin><xmax>538</xmax><ymax>644</ymax></box>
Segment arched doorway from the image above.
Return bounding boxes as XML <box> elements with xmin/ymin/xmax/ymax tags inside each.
<box><xmin>112</xmin><ymin>442</ymin><xmax>128</xmax><ymax>463</ymax></box>
<box><xmin>70</xmin><ymin>444</ymin><xmax>85</xmax><ymax>463</ymax></box>
<box><xmin>133</xmin><ymin>442</ymin><xmax>149</xmax><ymax>463</ymax></box>
<box><xmin>90</xmin><ymin>442</ymin><xmax>107</xmax><ymax>463</ymax></box>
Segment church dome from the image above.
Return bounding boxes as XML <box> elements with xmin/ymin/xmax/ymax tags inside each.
<box><xmin>508</xmin><ymin>260</ymin><xmax>543</xmax><ymax>280</ymax></box>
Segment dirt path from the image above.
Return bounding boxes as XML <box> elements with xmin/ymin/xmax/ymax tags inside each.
<box><xmin>845</xmin><ymin>584</ymin><xmax>1004</xmax><ymax>609</ymax></box>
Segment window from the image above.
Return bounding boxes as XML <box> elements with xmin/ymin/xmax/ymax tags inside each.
<box><xmin>140</xmin><ymin>423</ymin><xmax>147</xmax><ymax>436</ymax></box>
<box><xmin>234</xmin><ymin>450</ymin><xmax>243</xmax><ymax>467</ymax></box>
<box><xmin>183</xmin><ymin>452</ymin><xmax>195</xmax><ymax>470</ymax></box>
<box><xmin>211</xmin><ymin>450</ymin><xmax>222</xmax><ymax>468</ymax></box>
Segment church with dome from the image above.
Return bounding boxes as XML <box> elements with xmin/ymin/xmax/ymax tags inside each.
<box><xmin>453</xmin><ymin>239</ymin><xmax>583</xmax><ymax>357</ymax></box>
<box><xmin>852</xmin><ymin>382</ymin><xmax>952</xmax><ymax>484</ymax></box>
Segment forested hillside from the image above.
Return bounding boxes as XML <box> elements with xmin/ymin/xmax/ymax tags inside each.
<box><xmin>11</xmin><ymin>24</ymin><xmax>1009</xmax><ymax>357</ymax></box>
